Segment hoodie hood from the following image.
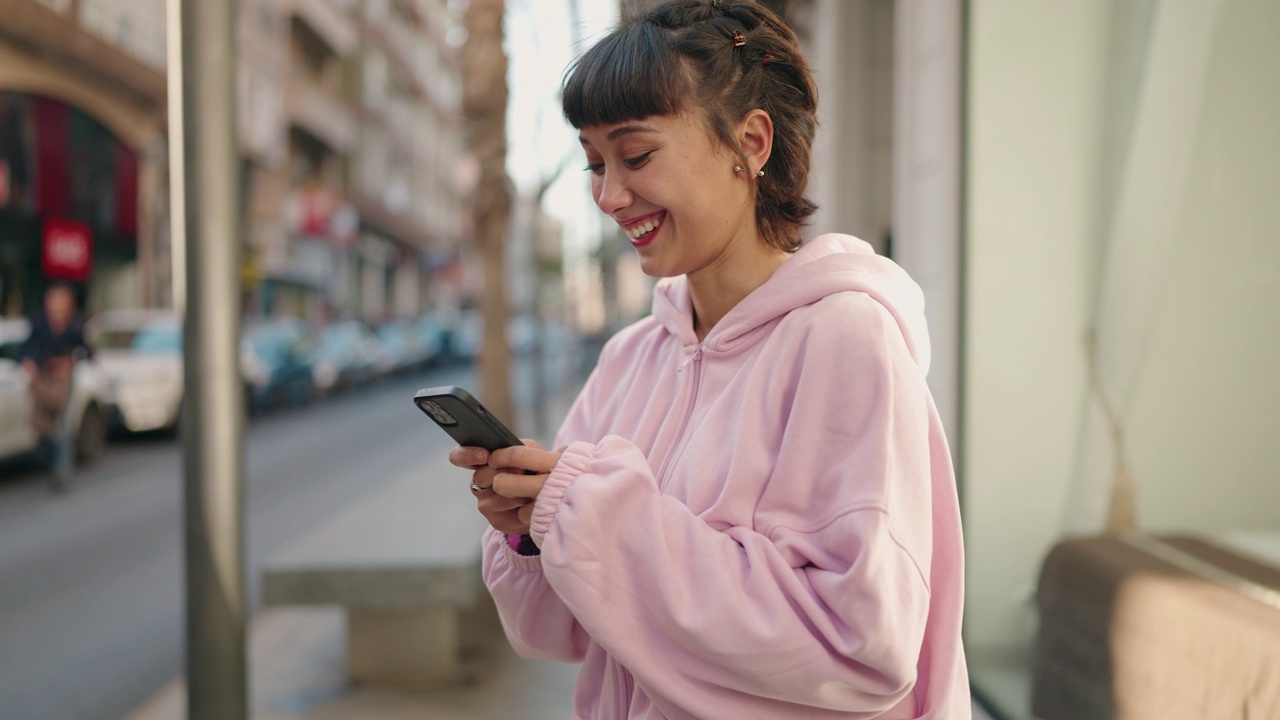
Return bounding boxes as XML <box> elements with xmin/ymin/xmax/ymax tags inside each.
<box><xmin>650</xmin><ymin>234</ymin><xmax>931</xmax><ymax>373</ymax></box>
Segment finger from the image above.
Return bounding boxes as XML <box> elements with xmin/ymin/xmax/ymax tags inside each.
<box><xmin>516</xmin><ymin>502</ymin><xmax>535</xmax><ymax>527</ymax></box>
<box><xmin>449</xmin><ymin>446</ymin><xmax>489</xmax><ymax>469</ymax></box>
<box><xmin>521</xmin><ymin>438</ymin><xmax>545</xmax><ymax>450</ymax></box>
<box><xmin>492</xmin><ymin>471</ymin><xmax>546</xmax><ymax>500</ymax></box>
<box><xmin>489</xmin><ymin>445</ymin><xmax>560</xmax><ymax>473</ymax></box>
<box><xmin>479</xmin><ymin>507</ymin><xmax>531</xmax><ymax>536</ymax></box>
<box><xmin>470</xmin><ymin>465</ymin><xmax>499</xmax><ymax>489</ymax></box>
<box><xmin>479</xmin><ymin>493</ymin><xmax>529</xmax><ymax>514</ymax></box>
<box><xmin>493</xmin><ymin>519</ymin><xmax>531</xmax><ymax>536</ymax></box>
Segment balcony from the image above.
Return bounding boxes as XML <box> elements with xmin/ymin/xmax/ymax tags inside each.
<box><xmin>361</xmin><ymin>12</ymin><xmax>459</xmax><ymax>116</ymax></box>
<box><xmin>352</xmin><ymin>193</ymin><xmax>438</xmax><ymax>251</ymax></box>
<box><xmin>284</xmin><ymin>0</ymin><xmax>357</xmax><ymax>58</ymax></box>
<box><xmin>287</xmin><ymin>75</ymin><xmax>357</xmax><ymax>153</ymax></box>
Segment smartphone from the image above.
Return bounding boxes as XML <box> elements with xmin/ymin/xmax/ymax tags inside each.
<box><xmin>413</xmin><ymin>385</ymin><xmax>521</xmax><ymax>452</ymax></box>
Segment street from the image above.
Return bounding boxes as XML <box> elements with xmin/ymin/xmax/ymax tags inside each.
<box><xmin>0</xmin><ymin>364</ymin><xmax>496</xmax><ymax>720</ymax></box>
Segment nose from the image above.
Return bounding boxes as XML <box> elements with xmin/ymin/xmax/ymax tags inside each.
<box><xmin>593</xmin><ymin>167</ymin><xmax>632</xmax><ymax>216</ymax></box>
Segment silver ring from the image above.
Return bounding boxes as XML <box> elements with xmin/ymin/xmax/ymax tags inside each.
<box><xmin>470</xmin><ymin>482</ymin><xmax>484</xmax><ymax>493</ymax></box>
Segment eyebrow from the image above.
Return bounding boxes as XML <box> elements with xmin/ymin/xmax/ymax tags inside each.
<box><xmin>578</xmin><ymin>124</ymin><xmax>658</xmax><ymax>146</ymax></box>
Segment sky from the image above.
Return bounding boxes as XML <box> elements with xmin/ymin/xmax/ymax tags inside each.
<box><xmin>504</xmin><ymin>0</ymin><xmax>618</xmax><ymax>260</ymax></box>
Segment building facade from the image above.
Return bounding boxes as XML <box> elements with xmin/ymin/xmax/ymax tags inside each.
<box><xmin>0</xmin><ymin>0</ymin><xmax>468</xmax><ymax>328</ymax></box>
<box><xmin>242</xmin><ymin>0</ymin><xmax>467</xmax><ymax>326</ymax></box>
<box><xmin>0</xmin><ymin>0</ymin><xmax>167</xmax><ymax>317</ymax></box>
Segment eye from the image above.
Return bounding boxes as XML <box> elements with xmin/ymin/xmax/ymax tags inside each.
<box><xmin>624</xmin><ymin>151</ymin><xmax>654</xmax><ymax>169</ymax></box>
<box><xmin>583</xmin><ymin>161</ymin><xmax>605</xmax><ymax>175</ymax></box>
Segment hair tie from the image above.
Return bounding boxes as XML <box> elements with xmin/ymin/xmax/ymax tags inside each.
<box><xmin>732</xmin><ymin>30</ymin><xmax>746</xmax><ymax>48</ymax></box>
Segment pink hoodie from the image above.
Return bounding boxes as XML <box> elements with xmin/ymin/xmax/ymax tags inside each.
<box><xmin>482</xmin><ymin>234</ymin><xmax>970</xmax><ymax>719</ymax></box>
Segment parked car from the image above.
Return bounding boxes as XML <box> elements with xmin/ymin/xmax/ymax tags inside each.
<box><xmin>415</xmin><ymin>310</ymin><xmax>449</xmax><ymax>366</ymax></box>
<box><xmin>312</xmin><ymin>320</ymin><xmax>384</xmax><ymax>393</ymax></box>
<box><xmin>378</xmin><ymin>316</ymin><xmax>450</xmax><ymax>371</ymax></box>
<box><xmin>446</xmin><ymin>310</ymin><xmax>539</xmax><ymax>360</ymax></box>
<box><xmin>87</xmin><ymin>310</ymin><xmax>184</xmax><ymax>434</ymax></box>
<box><xmin>507</xmin><ymin>314</ymin><xmax>538</xmax><ymax>356</ymax></box>
<box><xmin>242</xmin><ymin>317</ymin><xmax>317</xmax><ymax>411</ymax></box>
<box><xmin>449</xmin><ymin>309</ymin><xmax>482</xmax><ymax>361</ymax></box>
<box><xmin>373</xmin><ymin>320</ymin><xmax>417</xmax><ymax>376</ymax></box>
<box><xmin>0</xmin><ymin>318</ymin><xmax>110</xmax><ymax>466</ymax></box>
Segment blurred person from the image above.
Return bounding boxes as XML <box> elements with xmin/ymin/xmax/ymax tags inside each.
<box><xmin>20</xmin><ymin>282</ymin><xmax>93</xmax><ymax>461</ymax></box>
<box><xmin>448</xmin><ymin>1</ymin><xmax>968</xmax><ymax>718</ymax></box>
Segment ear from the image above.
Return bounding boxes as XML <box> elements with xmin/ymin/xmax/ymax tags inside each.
<box><xmin>736</xmin><ymin>109</ymin><xmax>774</xmax><ymax>175</ymax></box>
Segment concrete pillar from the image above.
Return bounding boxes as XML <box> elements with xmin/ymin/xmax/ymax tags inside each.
<box><xmin>804</xmin><ymin>0</ymin><xmax>893</xmax><ymax>252</ymax></box>
<box><xmin>892</xmin><ymin>0</ymin><xmax>962</xmax><ymax>447</ymax></box>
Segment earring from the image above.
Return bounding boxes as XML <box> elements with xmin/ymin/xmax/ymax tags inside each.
<box><xmin>734</xmin><ymin>165</ymin><xmax>743</xmax><ymax>173</ymax></box>
<box><xmin>756</xmin><ymin>169</ymin><xmax>765</xmax><ymax>178</ymax></box>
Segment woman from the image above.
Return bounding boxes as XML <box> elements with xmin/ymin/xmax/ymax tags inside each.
<box><xmin>449</xmin><ymin>1</ymin><xmax>969</xmax><ymax>717</ymax></box>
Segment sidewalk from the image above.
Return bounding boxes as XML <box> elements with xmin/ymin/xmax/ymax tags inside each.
<box><xmin>126</xmin><ymin>353</ymin><xmax>594</xmax><ymax>720</ymax></box>
<box><xmin>125</xmin><ymin>604</ymin><xmax>580</xmax><ymax>720</ymax></box>
<box><xmin>125</xmin><ymin>606</ymin><xmax>990</xmax><ymax>720</ymax></box>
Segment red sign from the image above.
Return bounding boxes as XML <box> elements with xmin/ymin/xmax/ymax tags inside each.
<box><xmin>42</xmin><ymin>217</ymin><xmax>93</xmax><ymax>282</ymax></box>
<box><xmin>287</xmin><ymin>187</ymin><xmax>357</xmax><ymax>247</ymax></box>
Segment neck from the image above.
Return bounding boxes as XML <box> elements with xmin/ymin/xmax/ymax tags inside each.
<box><xmin>688</xmin><ymin>238</ymin><xmax>789</xmax><ymax>343</ymax></box>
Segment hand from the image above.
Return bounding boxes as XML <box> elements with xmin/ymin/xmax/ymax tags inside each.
<box><xmin>488</xmin><ymin>442</ymin><xmax>564</xmax><ymax>527</ymax></box>
<box><xmin>448</xmin><ymin>440</ymin><xmax>555</xmax><ymax>535</ymax></box>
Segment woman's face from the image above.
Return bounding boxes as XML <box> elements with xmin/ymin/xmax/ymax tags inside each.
<box><xmin>579</xmin><ymin>111</ymin><xmax>757</xmax><ymax>280</ymax></box>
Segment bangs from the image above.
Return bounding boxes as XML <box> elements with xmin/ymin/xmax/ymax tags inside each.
<box><xmin>562</xmin><ymin>21</ymin><xmax>690</xmax><ymax>129</ymax></box>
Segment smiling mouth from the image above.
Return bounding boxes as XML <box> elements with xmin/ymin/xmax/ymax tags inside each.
<box><xmin>623</xmin><ymin>212</ymin><xmax>664</xmax><ymax>243</ymax></box>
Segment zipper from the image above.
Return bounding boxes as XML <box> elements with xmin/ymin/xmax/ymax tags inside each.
<box><xmin>654</xmin><ymin>346</ymin><xmax>703</xmax><ymax>490</ymax></box>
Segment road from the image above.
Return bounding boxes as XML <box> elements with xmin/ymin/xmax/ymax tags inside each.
<box><xmin>0</xmin><ymin>363</ymin><xmax>543</xmax><ymax>720</ymax></box>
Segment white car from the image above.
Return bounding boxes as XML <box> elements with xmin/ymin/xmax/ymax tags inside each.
<box><xmin>90</xmin><ymin>310</ymin><xmax>277</xmax><ymax>426</ymax></box>
<box><xmin>87</xmin><ymin>310</ymin><xmax>185</xmax><ymax>433</ymax></box>
<box><xmin>0</xmin><ymin>318</ymin><xmax>110</xmax><ymax>466</ymax></box>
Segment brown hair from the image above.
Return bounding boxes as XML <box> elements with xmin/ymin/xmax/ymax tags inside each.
<box><xmin>562</xmin><ymin>0</ymin><xmax>818</xmax><ymax>253</ymax></box>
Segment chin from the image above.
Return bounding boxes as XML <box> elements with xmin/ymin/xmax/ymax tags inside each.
<box><xmin>637</xmin><ymin>256</ymin><xmax>682</xmax><ymax>279</ymax></box>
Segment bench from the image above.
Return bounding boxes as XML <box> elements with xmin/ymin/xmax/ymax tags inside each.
<box><xmin>261</xmin><ymin>458</ymin><xmax>493</xmax><ymax>687</ymax></box>
<box><xmin>1032</xmin><ymin>533</ymin><xmax>1280</xmax><ymax>719</ymax></box>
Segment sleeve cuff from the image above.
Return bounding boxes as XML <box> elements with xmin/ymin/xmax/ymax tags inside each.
<box><xmin>529</xmin><ymin>440</ymin><xmax>596</xmax><ymax>547</ymax></box>
<box><xmin>488</xmin><ymin>526</ymin><xmax>545</xmax><ymax>571</ymax></box>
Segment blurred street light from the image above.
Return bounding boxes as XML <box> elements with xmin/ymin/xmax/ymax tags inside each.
<box><xmin>169</xmin><ymin>0</ymin><xmax>248</xmax><ymax>717</ymax></box>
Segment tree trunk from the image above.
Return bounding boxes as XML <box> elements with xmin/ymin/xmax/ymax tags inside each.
<box><xmin>462</xmin><ymin>0</ymin><xmax>514</xmax><ymax>425</ymax></box>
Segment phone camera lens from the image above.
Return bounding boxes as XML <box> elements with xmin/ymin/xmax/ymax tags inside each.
<box><xmin>421</xmin><ymin>400</ymin><xmax>458</xmax><ymax>426</ymax></box>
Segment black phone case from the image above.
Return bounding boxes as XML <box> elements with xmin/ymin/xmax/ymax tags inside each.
<box><xmin>413</xmin><ymin>385</ymin><xmax>522</xmax><ymax>452</ymax></box>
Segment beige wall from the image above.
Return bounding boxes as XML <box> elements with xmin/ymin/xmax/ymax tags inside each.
<box><xmin>1125</xmin><ymin>0</ymin><xmax>1280</xmax><ymax>531</ymax></box>
<box><xmin>965</xmin><ymin>0</ymin><xmax>1113</xmax><ymax>648</ymax></box>
<box><xmin>964</xmin><ymin>0</ymin><xmax>1280</xmax><ymax>650</ymax></box>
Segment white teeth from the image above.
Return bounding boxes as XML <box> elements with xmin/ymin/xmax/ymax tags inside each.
<box><xmin>626</xmin><ymin>219</ymin><xmax>659</xmax><ymax>239</ymax></box>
